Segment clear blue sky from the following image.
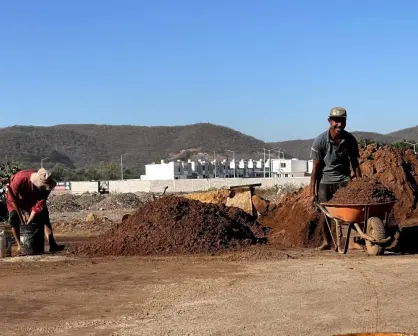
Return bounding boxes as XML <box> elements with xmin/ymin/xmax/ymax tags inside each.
<box><xmin>1</xmin><ymin>0</ymin><xmax>418</xmax><ymax>142</ymax></box>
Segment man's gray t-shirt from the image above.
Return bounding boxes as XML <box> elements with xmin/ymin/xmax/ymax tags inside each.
<box><xmin>310</xmin><ymin>130</ymin><xmax>360</xmax><ymax>184</ymax></box>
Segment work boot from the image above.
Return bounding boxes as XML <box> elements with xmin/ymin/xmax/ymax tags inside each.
<box><xmin>47</xmin><ymin>234</ymin><xmax>65</xmax><ymax>253</ymax></box>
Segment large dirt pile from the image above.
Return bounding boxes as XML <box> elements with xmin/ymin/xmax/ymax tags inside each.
<box><xmin>48</xmin><ymin>193</ymin><xmax>144</xmax><ymax>212</ymax></box>
<box><xmin>327</xmin><ymin>177</ymin><xmax>396</xmax><ymax>205</ymax></box>
<box><xmin>90</xmin><ymin>193</ymin><xmax>143</xmax><ymax>211</ymax></box>
<box><xmin>47</xmin><ymin>194</ymin><xmax>83</xmax><ymax>212</ymax></box>
<box><xmin>259</xmin><ymin>145</ymin><xmax>418</xmax><ymax>248</ymax></box>
<box><xmin>360</xmin><ymin>145</ymin><xmax>418</xmax><ymax>221</ymax></box>
<box><xmin>70</xmin><ymin>196</ymin><xmax>269</xmax><ymax>256</ymax></box>
<box><xmin>182</xmin><ymin>190</ymin><xmax>230</xmax><ymax>204</ymax></box>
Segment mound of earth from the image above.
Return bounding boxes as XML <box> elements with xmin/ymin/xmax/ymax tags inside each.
<box><xmin>327</xmin><ymin>177</ymin><xmax>396</xmax><ymax>205</ymax></box>
<box><xmin>90</xmin><ymin>193</ymin><xmax>143</xmax><ymax>211</ymax></box>
<box><xmin>47</xmin><ymin>194</ymin><xmax>82</xmax><ymax>212</ymax></box>
<box><xmin>48</xmin><ymin>192</ymin><xmax>145</xmax><ymax>212</ymax></box>
<box><xmin>70</xmin><ymin>196</ymin><xmax>269</xmax><ymax>256</ymax></box>
<box><xmin>259</xmin><ymin>145</ymin><xmax>418</xmax><ymax>249</ymax></box>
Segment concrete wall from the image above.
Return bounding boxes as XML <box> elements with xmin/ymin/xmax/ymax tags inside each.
<box><xmin>68</xmin><ymin>177</ymin><xmax>310</xmax><ymax>194</ymax></box>
<box><xmin>70</xmin><ymin>181</ymin><xmax>99</xmax><ymax>194</ymax></box>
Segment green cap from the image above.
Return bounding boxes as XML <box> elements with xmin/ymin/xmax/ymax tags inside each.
<box><xmin>329</xmin><ymin>107</ymin><xmax>347</xmax><ymax>118</ymax></box>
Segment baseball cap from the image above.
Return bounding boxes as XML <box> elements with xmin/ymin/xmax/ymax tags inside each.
<box><xmin>329</xmin><ymin>107</ymin><xmax>347</xmax><ymax>118</ymax></box>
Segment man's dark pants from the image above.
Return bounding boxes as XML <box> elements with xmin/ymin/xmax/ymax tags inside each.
<box><xmin>316</xmin><ymin>181</ymin><xmax>348</xmax><ymax>247</ymax></box>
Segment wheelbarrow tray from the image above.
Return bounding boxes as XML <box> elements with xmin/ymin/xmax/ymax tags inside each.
<box><xmin>320</xmin><ymin>200</ymin><xmax>396</xmax><ymax>223</ymax></box>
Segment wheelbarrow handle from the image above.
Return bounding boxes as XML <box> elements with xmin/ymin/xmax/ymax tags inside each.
<box><xmin>314</xmin><ymin>202</ymin><xmax>333</xmax><ymax>219</ymax></box>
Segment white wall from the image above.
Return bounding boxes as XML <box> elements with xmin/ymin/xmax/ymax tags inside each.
<box><xmin>70</xmin><ymin>181</ymin><xmax>99</xmax><ymax>194</ymax></box>
<box><xmin>308</xmin><ymin>160</ymin><xmax>313</xmax><ymax>174</ymax></box>
<box><xmin>68</xmin><ymin>177</ymin><xmax>310</xmax><ymax>194</ymax></box>
<box><xmin>290</xmin><ymin>159</ymin><xmax>308</xmax><ymax>173</ymax></box>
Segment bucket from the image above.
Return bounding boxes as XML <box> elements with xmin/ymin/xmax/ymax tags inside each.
<box><xmin>0</xmin><ymin>229</ymin><xmax>12</xmax><ymax>258</ymax></box>
<box><xmin>20</xmin><ymin>222</ymin><xmax>45</xmax><ymax>255</ymax></box>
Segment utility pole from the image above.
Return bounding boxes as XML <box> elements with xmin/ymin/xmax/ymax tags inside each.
<box><xmin>213</xmin><ymin>151</ymin><xmax>216</xmax><ymax>178</ymax></box>
<box><xmin>226</xmin><ymin>150</ymin><xmax>235</xmax><ymax>178</ymax></box>
<box><xmin>120</xmin><ymin>153</ymin><xmax>127</xmax><ymax>180</ymax></box>
<box><xmin>262</xmin><ymin>148</ymin><xmax>266</xmax><ymax>178</ymax></box>
<box><xmin>404</xmin><ymin>141</ymin><xmax>417</xmax><ymax>154</ymax></box>
<box><xmin>41</xmin><ymin>157</ymin><xmax>48</xmax><ymax>169</ymax></box>
<box><xmin>262</xmin><ymin>148</ymin><xmax>271</xmax><ymax>178</ymax></box>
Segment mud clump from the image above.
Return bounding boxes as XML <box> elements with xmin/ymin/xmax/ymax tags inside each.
<box><xmin>70</xmin><ymin>196</ymin><xmax>269</xmax><ymax>256</ymax></box>
<box><xmin>327</xmin><ymin>177</ymin><xmax>396</xmax><ymax>205</ymax></box>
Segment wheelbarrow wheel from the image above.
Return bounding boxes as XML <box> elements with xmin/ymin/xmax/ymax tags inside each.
<box><xmin>365</xmin><ymin>217</ymin><xmax>386</xmax><ymax>256</ymax></box>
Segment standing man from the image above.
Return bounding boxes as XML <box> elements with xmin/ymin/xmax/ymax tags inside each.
<box><xmin>310</xmin><ymin>107</ymin><xmax>362</xmax><ymax>250</ymax></box>
<box><xmin>7</xmin><ymin>168</ymin><xmax>64</xmax><ymax>253</ymax></box>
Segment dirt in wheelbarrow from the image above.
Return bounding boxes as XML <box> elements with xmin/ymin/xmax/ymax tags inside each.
<box><xmin>326</xmin><ymin>177</ymin><xmax>396</xmax><ymax>205</ymax></box>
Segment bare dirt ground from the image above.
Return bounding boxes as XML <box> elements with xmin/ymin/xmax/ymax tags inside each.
<box><xmin>1</xmin><ymin>244</ymin><xmax>418</xmax><ymax>336</ymax></box>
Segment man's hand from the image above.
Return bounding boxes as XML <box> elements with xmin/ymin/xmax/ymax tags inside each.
<box><xmin>310</xmin><ymin>194</ymin><xmax>317</xmax><ymax>207</ymax></box>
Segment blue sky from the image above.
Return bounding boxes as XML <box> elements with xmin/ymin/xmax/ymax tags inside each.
<box><xmin>1</xmin><ymin>0</ymin><xmax>418</xmax><ymax>141</ymax></box>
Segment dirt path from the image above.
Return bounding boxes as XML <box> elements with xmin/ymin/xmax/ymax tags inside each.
<box><xmin>1</xmin><ymin>250</ymin><xmax>418</xmax><ymax>336</ymax></box>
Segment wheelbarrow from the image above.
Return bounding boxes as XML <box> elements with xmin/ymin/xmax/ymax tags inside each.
<box><xmin>315</xmin><ymin>200</ymin><xmax>396</xmax><ymax>256</ymax></box>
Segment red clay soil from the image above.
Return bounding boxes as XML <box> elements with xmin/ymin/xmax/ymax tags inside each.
<box><xmin>259</xmin><ymin>145</ymin><xmax>418</xmax><ymax>248</ymax></box>
<box><xmin>70</xmin><ymin>196</ymin><xmax>269</xmax><ymax>256</ymax></box>
<box><xmin>326</xmin><ymin>177</ymin><xmax>396</xmax><ymax>205</ymax></box>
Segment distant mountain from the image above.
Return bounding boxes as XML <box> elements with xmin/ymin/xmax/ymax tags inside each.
<box><xmin>0</xmin><ymin>123</ymin><xmax>416</xmax><ymax>169</ymax></box>
<box><xmin>268</xmin><ymin>130</ymin><xmax>415</xmax><ymax>160</ymax></box>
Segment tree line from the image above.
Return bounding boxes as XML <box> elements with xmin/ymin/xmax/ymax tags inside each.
<box><xmin>1</xmin><ymin>161</ymin><xmax>144</xmax><ymax>182</ymax></box>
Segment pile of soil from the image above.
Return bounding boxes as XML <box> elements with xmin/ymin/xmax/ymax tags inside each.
<box><xmin>47</xmin><ymin>194</ymin><xmax>82</xmax><ymax>212</ymax></box>
<box><xmin>53</xmin><ymin>216</ymin><xmax>114</xmax><ymax>234</ymax></box>
<box><xmin>182</xmin><ymin>190</ymin><xmax>229</xmax><ymax>205</ymax></box>
<box><xmin>76</xmin><ymin>193</ymin><xmax>105</xmax><ymax>209</ymax></box>
<box><xmin>70</xmin><ymin>196</ymin><xmax>269</xmax><ymax>256</ymax></box>
<box><xmin>90</xmin><ymin>193</ymin><xmax>143</xmax><ymax>211</ymax></box>
<box><xmin>259</xmin><ymin>145</ymin><xmax>418</xmax><ymax>248</ymax></box>
<box><xmin>327</xmin><ymin>177</ymin><xmax>396</xmax><ymax>205</ymax></box>
<box><xmin>48</xmin><ymin>192</ymin><xmax>145</xmax><ymax>212</ymax></box>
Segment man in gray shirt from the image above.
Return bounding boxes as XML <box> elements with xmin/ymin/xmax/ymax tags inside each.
<box><xmin>310</xmin><ymin>107</ymin><xmax>362</xmax><ymax>250</ymax></box>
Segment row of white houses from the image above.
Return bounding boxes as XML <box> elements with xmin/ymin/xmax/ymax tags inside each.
<box><xmin>140</xmin><ymin>158</ymin><xmax>314</xmax><ymax>180</ymax></box>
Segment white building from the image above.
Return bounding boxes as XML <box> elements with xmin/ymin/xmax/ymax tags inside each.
<box><xmin>141</xmin><ymin>157</ymin><xmax>311</xmax><ymax>180</ymax></box>
<box><xmin>141</xmin><ymin>160</ymin><xmax>191</xmax><ymax>180</ymax></box>
<box><xmin>271</xmin><ymin>158</ymin><xmax>308</xmax><ymax>177</ymax></box>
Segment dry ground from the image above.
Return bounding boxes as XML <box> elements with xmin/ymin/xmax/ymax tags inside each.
<box><xmin>1</xmin><ymin>208</ymin><xmax>417</xmax><ymax>336</ymax></box>
<box><xmin>1</xmin><ymin>245</ymin><xmax>418</xmax><ymax>336</ymax></box>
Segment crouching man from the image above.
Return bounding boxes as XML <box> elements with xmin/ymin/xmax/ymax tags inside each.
<box><xmin>7</xmin><ymin>168</ymin><xmax>64</xmax><ymax>253</ymax></box>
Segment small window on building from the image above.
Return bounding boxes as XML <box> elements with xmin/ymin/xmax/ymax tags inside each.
<box><xmin>285</xmin><ymin>174</ymin><xmax>289</xmax><ymax>177</ymax></box>
<box><xmin>178</xmin><ymin>167</ymin><xmax>181</xmax><ymax>172</ymax></box>
<box><xmin>281</xmin><ymin>163</ymin><xmax>286</xmax><ymax>168</ymax></box>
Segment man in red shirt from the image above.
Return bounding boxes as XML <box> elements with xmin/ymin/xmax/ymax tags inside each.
<box><xmin>7</xmin><ymin>168</ymin><xmax>64</xmax><ymax>253</ymax></box>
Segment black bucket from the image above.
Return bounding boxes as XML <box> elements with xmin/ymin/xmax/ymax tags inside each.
<box><xmin>20</xmin><ymin>222</ymin><xmax>45</xmax><ymax>255</ymax></box>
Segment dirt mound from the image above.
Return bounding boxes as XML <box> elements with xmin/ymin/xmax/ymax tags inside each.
<box><xmin>47</xmin><ymin>194</ymin><xmax>82</xmax><ymax>212</ymax></box>
<box><xmin>259</xmin><ymin>187</ymin><xmax>322</xmax><ymax>248</ymax></box>
<box><xmin>182</xmin><ymin>190</ymin><xmax>229</xmax><ymax>204</ymax></box>
<box><xmin>70</xmin><ymin>196</ymin><xmax>268</xmax><ymax>256</ymax></box>
<box><xmin>259</xmin><ymin>145</ymin><xmax>418</xmax><ymax>248</ymax></box>
<box><xmin>360</xmin><ymin>145</ymin><xmax>418</xmax><ymax>222</ymax></box>
<box><xmin>76</xmin><ymin>193</ymin><xmax>105</xmax><ymax>209</ymax></box>
<box><xmin>90</xmin><ymin>193</ymin><xmax>143</xmax><ymax>211</ymax></box>
<box><xmin>327</xmin><ymin>177</ymin><xmax>396</xmax><ymax>205</ymax></box>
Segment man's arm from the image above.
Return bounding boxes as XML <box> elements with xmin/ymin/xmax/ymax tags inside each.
<box><xmin>310</xmin><ymin>136</ymin><xmax>325</xmax><ymax>203</ymax></box>
<box><xmin>310</xmin><ymin>160</ymin><xmax>322</xmax><ymax>202</ymax></box>
<box><xmin>350</xmin><ymin>137</ymin><xmax>362</xmax><ymax>179</ymax></box>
